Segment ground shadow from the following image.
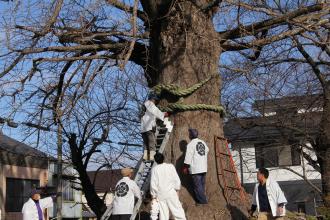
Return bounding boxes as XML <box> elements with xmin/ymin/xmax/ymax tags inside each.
<box><xmin>135</xmin><ymin>211</ymin><xmax>150</xmax><ymax>220</ymax></box>
<box><xmin>175</xmin><ymin>139</ymin><xmax>196</xmax><ymax>201</ymax></box>
<box><xmin>227</xmin><ymin>204</ymin><xmax>249</xmax><ymax>220</ymax></box>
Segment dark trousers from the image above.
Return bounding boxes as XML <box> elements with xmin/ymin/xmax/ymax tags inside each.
<box><xmin>142</xmin><ymin>130</ymin><xmax>156</xmax><ymax>156</ymax></box>
<box><xmin>110</xmin><ymin>214</ymin><xmax>131</xmax><ymax>220</ymax></box>
<box><xmin>191</xmin><ymin>173</ymin><xmax>208</xmax><ymax>204</ymax></box>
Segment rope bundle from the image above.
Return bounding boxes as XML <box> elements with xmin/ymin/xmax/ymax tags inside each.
<box><xmin>152</xmin><ymin>73</ymin><xmax>225</xmax><ymax>116</ymax></box>
<box><xmin>160</xmin><ymin>103</ymin><xmax>225</xmax><ymax>115</ymax></box>
<box><xmin>152</xmin><ymin>75</ymin><xmax>215</xmax><ymax>97</ymax></box>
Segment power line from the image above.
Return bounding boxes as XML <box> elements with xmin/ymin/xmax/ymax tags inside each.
<box><xmin>0</xmin><ymin>116</ymin><xmax>142</xmax><ymax>147</ymax></box>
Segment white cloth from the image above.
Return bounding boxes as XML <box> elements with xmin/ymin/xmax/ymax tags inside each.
<box><xmin>163</xmin><ymin>117</ymin><xmax>173</xmax><ymax>133</ymax></box>
<box><xmin>150</xmin><ymin>163</ymin><xmax>186</xmax><ymax>220</ymax></box>
<box><xmin>150</xmin><ymin>198</ymin><xmax>160</xmax><ymax>220</ymax></box>
<box><xmin>112</xmin><ymin>177</ymin><xmax>141</xmax><ymax>215</ymax></box>
<box><xmin>158</xmin><ymin>190</ymin><xmax>186</xmax><ymax>220</ymax></box>
<box><xmin>184</xmin><ymin>138</ymin><xmax>209</xmax><ymax>174</ymax></box>
<box><xmin>22</xmin><ymin>197</ymin><xmax>53</xmax><ymax>220</ymax></box>
<box><xmin>150</xmin><ymin>163</ymin><xmax>181</xmax><ymax>200</ymax></box>
<box><xmin>141</xmin><ymin>100</ymin><xmax>165</xmax><ymax>133</ymax></box>
<box><xmin>252</xmin><ymin>178</ymin><xmax>287</xmax><ymax>217</ymax></box>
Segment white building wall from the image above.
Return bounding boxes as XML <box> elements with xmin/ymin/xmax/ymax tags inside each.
<box><xmin>230</xmin><ymin>143</ymin><xmax>321</xmax><ymax>184</ymax></box>
<box><xmin>82</xmin><ymin>192</ymin><xmax>114</xmax><ymax>208</ymax></box>
<box><xmin>48</xmin><ymin>162</ymin><xmax>82</xmax><ymax>219</ymax></box>
<box><xmin>61</xmin><ymin>188</ymin><xmax>82</xmax><ymax>218</ymax></box>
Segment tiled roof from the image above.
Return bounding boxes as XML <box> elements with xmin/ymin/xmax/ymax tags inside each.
<box><xmin>224</xmin><ymin>112</ymin><xmax>321</xmax><ymax>144</ymax></box>
<box><xmin>87</xmin><ymin>169</ymin><xmax>122</xmax><ymax>193</ymax></box>
<box><xmin>0</xmin><ymin>133</ymin><xmax>49</xmax><ymax>168</ymax></box>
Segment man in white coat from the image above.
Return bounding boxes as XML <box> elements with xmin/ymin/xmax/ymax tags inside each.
<box><xmin>183</xmin><ymin>128</ymin><xmax>209</xmax><ymax>205</ymax></box>
<box><xmin>22</xmin><ymin>188</ymin><xmax>54</xmax><ymax>220</ymax></box>
<box><xmin>150</xmin><ymin>153</ymin><xmax>186</xmax><ymax>220</ymax></box>
<box><xmin>249</xmin><ymin>167</ymin><xmax>287</xmax><ymax>220</ymax></box>
<box><xmin>141</xmin><ymin>93</ymin><xmax>168</xmax><ymax>160</ymax></box>
<box><xmin>111</xmin><ymin>168</ymin><xmax>141</xmax><ymax>220</ymax></box>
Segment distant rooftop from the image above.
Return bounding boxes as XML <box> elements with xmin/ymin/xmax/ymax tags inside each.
<box><xmin>0</xmin><ymin>133</ymin><xmax>50</xmax><ymax>168</ymax></box>
<box><xmin>253</xmin><ymin>94</ymin><xmax>323</xmax><ymax>114</ymax></box>
<box><xmin>87</xmin><ymin>169</ymin><xmax>122</xmax><ymax>193</ymax></box>
<box><xmin>225</xmin><ymin>94</ymin><xmax>323</xmax><ymax>144</ymax></box>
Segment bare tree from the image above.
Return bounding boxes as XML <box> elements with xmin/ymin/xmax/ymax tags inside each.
<box><xmin>222</xmin><ymin>1</ymin><xmax>330</xmax><ymax>207</ymax></box>
<box><xmin>0</xmin><ymin>0</ymin><xmax>329</xmax><ymax>218</ymax></box>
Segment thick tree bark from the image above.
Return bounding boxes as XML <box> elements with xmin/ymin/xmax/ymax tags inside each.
<box><xmin>146</xmin><ymin>2</ymin><xmax>248</xmax><ymax>219</ymax></box>
<box><xmin>316</xmin><ymin>83</ymin><xmax>330</xmax><ymax>207</ymax></box>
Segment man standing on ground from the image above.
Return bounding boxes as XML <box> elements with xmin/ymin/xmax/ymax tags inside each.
<box><xmin>183</xmin><ymin>128</ymin><xmax>209</xmax><ymax>205</ymax></box>
<box><xmin>111</xmin><ymin>168</ymin><xmax>141</xmax><ymax>220</ymax></box>
<box><xmin>249</xmin><ymin>167</ymin><xmax>287</xmax><ymax>220</ymax></box>
<box><xmin>141</xmin><ymin>93</ymin><xmax>168</xmax><ymax>160</ymax></box>
<box><xmin>22</xmin><ymin>188</ymin><xmax>55</xmax><ymax>220</ymax></box>
<box><xmin>150</xmin><ymin>153</ymin><xmax>186</xmax><ymax>220</ymax></box>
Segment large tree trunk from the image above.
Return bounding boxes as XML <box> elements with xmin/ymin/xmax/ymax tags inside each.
<box><xmin>146</xmin><ymin>2</ymin><xmax>248</xmax><ymax>219</ymax></box>
<box><xmin>317</xmin><ymin>83</ymin><xmax>330</xmax><ymax>207</ymax></box>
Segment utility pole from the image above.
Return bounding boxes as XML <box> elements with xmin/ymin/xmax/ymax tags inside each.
<box><xmin>238</xmin><ymin>145</ymin><xmax>244</xmax><ymax>185</ymax></box>
<box><xmin>56</xmin><ymin>123</ymin><xmax>63</xmax><ymax>220</ymax></box>
<box><xmin>0</xmin><ymin>162</ymin><xmax>2</xmax><ymax>220</ymax></box>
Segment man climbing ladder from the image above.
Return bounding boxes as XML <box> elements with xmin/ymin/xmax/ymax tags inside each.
<box><xmin>141</xmin><ymin>93</ymin><xmax>169</xmax><ymax>160</ymax></box>
<box><xmin>101</xmin><ymin>119</ymin><xmax>173</xmax><ymax>220</ymax></box>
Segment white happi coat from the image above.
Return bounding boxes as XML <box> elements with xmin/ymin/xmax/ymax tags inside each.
<box><xmin>150</xmin><ymin>163</ymin><xmax>186</xmax><ymax>220</ymax></box>
<box><xmin>141</xmin><ymin>100</ymin><xmax>165</xmax><ymax>133</ymax></box>
<box><xmin>22</xmin><ymin>197</ymin><xmax>53</xmax><ymax>220</ymax></box>
<box><xmin>252</xmin><ymin>178</ymin><xmax>288</xmax><ymax>217</ymax></box>
<box><xmin>112</xmin><ymin>177</ymin><xmax>141</xmax><ymax>215</ymax></box>
<box><xmin>184</xmin><ymin>138</ymin><xmax>209</xmax><ymax>174</ymax></box>
<box><xmin>150</xmin><ymin>163</ymin><xmax>181</xmax><ymax>200</ymax></box>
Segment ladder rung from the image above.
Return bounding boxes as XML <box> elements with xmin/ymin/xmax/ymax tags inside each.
<box><xmin>158</xmin><ymin>127</ymin><xmax>167</xmax><ymax>131</ymax></box>
<box><xmin>218</xmin><ymin>152</ymin><xmax>230</xmax><ymax>156</ymax></box>
<box><xmin>226</xmin><ymin>186</ymin><xmax>241</xmax><ymax>190</ymax></box>
<box><xmin>223</xmin><ymin>169</ymin><xmax>236</xmax><ymax>173</ymax></box>
<box><xmin>102</xmin><ymin>123</ymin><xmax>172</xmax><ymax>220</ymax></box>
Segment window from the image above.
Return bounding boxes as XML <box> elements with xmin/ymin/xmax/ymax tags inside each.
<box><xmin>62</xmin><ymin>179</ymin><xmax>74</xmax><ymax>201</ymax></box>
<box><xmin>278</xmin><ymin>146</ymin><xmax>293</xmax><ymax>166</ymax></box>
<box><xmin>291</xmin><ymin>146</ymin><xmax>301</xmax><ymax>166</ymax></box>
<box><xmin>255</xmin><ymin>144</ymin><xmax>279</xmax><ymax>168</ymax></box>
<box><xmin>297</xmin><ymin>202</ymin><xmax>306</xmax><ymax>213</ymax></box>
<box><xmin>255</xmin><ymin>144</ymin><xmax>301</xmax><ymax>168</ymax></box>
<box><xmin>278</xmin><ymin>145</ymin><xmax>301</xmax><ymax>166</ymax></box>
<box><xmin>6</xmin><ymin>178</ymin><xmax>39</xmax><ymax>212</ymax></box>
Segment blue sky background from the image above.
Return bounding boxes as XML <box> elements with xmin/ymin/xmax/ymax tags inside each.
<box><xmin>0</xmin><ymin>0</ymin><xmax>326</xmax><ymax>170</ymax></box>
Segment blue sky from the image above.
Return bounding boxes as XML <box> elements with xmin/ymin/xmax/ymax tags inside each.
<box><xmin>0</xmin><ymin>0</ymin><xmax>148</xmax><ymax>169</ymax></box>
<box><xmin>0</xmin><ymin>0</ymin><xmax>327</xmax><ymax>170</ymax></box>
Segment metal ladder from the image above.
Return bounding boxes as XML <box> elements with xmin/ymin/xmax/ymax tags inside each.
<box><xmin>101</xmin><ymin>118</ymin><xmax>173</xmax><ymax>220</ymax></box>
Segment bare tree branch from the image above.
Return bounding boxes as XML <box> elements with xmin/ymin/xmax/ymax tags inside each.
<box><xmin>219</xmin><ymin>3</ymin><xmax>325</xmax><ymax>40</ymax></box>
<box><xmin>222</xmin><ymin>17</ymin><xmax>329</xmax><ymax>51</ymax></box>
<box><xmin>119</xmin><ymin>0</ymin><xmax>138</xmax><ymax>70</ymax></box>
<box><xmin>292</xmin><ymin>36</ymin><xmax>327</xmax><ymax>88</ymax></box>
<box><xmin>107</xmin><ymin>0</ymin><xmax>149</xmax><ymax>23</ymax></box>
